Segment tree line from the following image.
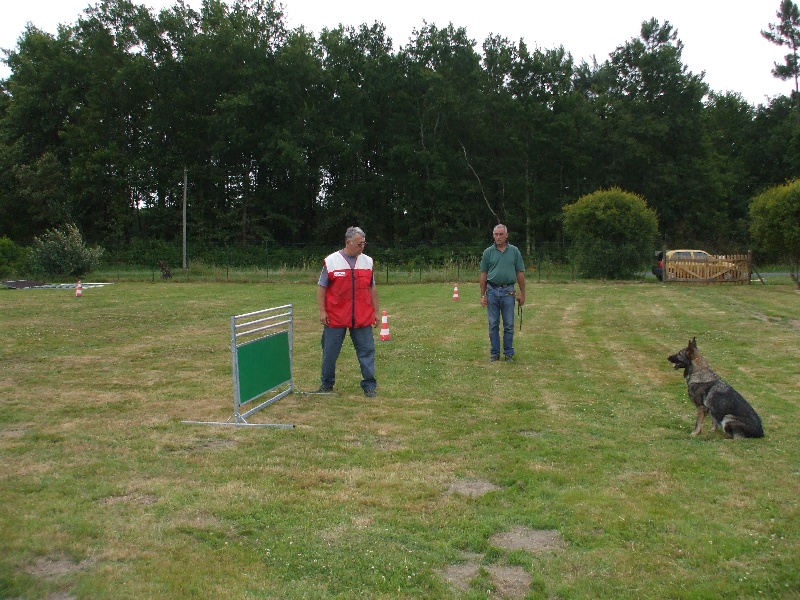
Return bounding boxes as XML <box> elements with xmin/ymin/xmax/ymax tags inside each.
<box><xmin>1</xmin><ymin>0</ymin><xmax>799</xmax><ymax>255</ymax></box>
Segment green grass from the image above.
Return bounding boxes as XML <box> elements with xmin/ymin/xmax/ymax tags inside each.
<box><xmin>1</xmin><ymin>280</ymin><xmax>799</xmax><ymax>598</ymax></box>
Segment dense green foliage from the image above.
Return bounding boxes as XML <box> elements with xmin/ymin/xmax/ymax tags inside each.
<box><xmin>750</xmin><ymin>179</ymin><xmax>800</xmax><ymax>286</ymax></box>
<box><xmin>564</xmin><ymin>188</ymin><xmax>658</xmax><ymax>279</ymax></box>
<box><xmin>0</xmin><ymin>236</ymin><xmax>24</xmax><ymax>278</ymax></box>
<box><xmin>29</xmin><ymin>223</ymin><xmax>104</xmax><ymax>277</ymax></box>
<box><xmin>1</xmin><ymin>0</ymin><xmax>799</xmax><ymax>255</ymax></box>
<box><xmin>563</xmin><ymin>188</ymin><xmax>659</xmax><ymax>279</ymax></box>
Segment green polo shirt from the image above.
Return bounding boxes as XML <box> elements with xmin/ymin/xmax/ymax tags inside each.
<box><xmin>480</xmin><ymin>243</ymin><xmax>525</xmax><ymax>285</ymax></box>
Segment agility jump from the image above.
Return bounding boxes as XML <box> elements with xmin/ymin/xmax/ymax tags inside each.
<box><xmin>183</xmin><ymin>305</ymin><xmax>295</xmax><ymax>428</ymax></box>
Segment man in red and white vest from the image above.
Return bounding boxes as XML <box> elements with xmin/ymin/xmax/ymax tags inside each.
<box><xmin>316</xmin><ymin>226</ymin><xmax>379</xmax><ymax>397</ymax></box>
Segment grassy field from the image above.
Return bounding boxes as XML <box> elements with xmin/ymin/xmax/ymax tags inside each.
<box><xmin>1</xmin><ymin>279</ymin><xmax>799</xmax><ymax>599</ymax></box>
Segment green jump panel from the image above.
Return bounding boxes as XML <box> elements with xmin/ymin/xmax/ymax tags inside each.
<box><xmin>236</xmin><ymin>331</ymin><xmax>291</xmax><ymax>405</ymax></box>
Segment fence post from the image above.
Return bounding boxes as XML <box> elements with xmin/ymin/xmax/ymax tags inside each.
<box><xmin>537</xmin><ymin>254</ymin><xmax>541</xmax><ymax>282</ymax></box>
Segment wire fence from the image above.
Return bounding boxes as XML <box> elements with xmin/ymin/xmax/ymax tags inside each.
<box><xmin>96</xmin><ymin>240</ymin><xmax>581</xmax><ymax>283</ymax></box>
<box><xmin>12</xmin><ymin>237</ymin><xmax>783</xmax><ymax>284</ymax></box>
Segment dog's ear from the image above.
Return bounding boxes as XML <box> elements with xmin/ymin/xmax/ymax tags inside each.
<box><xmin>690</xmin><ymin>337</ymin><xmax>697</xmax><ymax>350</ymax></box>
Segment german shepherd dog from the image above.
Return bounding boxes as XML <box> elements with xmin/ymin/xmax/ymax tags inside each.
<box><xmin>667</xmin><ymin>338</ymin><xmax>764</xmax><ymax>439</ymax></box>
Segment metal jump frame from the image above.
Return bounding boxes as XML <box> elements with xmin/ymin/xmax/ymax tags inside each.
<box><xmin>182</xmin><ymin>304</ymin><xmax>295</xmax><ymax>428</ymax></box>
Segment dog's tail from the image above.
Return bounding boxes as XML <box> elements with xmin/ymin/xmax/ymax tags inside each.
<box><xmin>721</xmin><ymin>415</ymin><xmax>764</xmax><ymax>439</ymax></box>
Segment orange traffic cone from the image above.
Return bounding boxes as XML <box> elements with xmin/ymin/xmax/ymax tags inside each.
<box><xmin>379</xmin><ymin>311</ymin><xmax>391</xmax><ymax>341</ymax></box>
<box><xmin>75</xmin><ymin>280</ymin><xmax>83</xmax><ymax>298</ymax></box>
<box><xmin>452</xmin><ymin>285</ymin><xmax>459</xmax><ymax>301</ymax></box>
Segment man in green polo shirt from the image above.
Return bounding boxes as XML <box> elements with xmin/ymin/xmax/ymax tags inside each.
<box><xmin>479</xmin><ymin>224</ymin><xmax>526</xmax><ymax>362</ymax></box>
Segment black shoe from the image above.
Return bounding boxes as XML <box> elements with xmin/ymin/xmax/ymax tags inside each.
<box><xmin>490</xmin><ymin>355</ymin><xmax>500</xmax><ymax>362</ymax></box>
<box><xmin>314</xmin><ymin>385</ymin><xmax>334</xmax><ymax>393</ymax></box>
<box><xmin>364</xmin><ymin>388</ymin><xmax>377</xmax><ymax>398</ymax></box>
<box><xmin>504</xmin><ymin>355</ymin><xmax>514</xmax><ymax>362</ymax></box>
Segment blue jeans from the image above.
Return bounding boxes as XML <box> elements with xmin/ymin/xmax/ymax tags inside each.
<box><xmin>321</xmin><ymin>326</ymin><xmax>377</xmax><ymax>392</ymax></box>
<box><xmin>487</xmin><ymin>285</ymin><xmax>516</xmax><ymax>358</ymax></box>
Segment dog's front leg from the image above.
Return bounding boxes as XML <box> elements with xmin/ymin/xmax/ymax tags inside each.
<box><xmin>691</xmin><ymin>405</ymin><xmax>708</xmax><ymax>436</ymax></box>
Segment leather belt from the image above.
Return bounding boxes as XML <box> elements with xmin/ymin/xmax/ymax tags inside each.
<box><xmin>487</xmin><ymin>282</ymin><xmax>514</xmax><ymax>288</ymax></box>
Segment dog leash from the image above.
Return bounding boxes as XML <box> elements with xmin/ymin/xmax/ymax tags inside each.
<box><xmin>506</xmin><ymin>289</ymin><xmax>523</xmax><ymax>331</ymax></box>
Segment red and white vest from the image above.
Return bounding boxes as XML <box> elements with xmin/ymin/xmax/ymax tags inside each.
<box><xmin>323</xmin><ymin>252</ymin><xmax>375</xmax><ymax>328</ymax></box>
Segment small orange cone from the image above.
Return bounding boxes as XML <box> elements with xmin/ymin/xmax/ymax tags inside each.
<box><xmin>452</xmin><ymin>285</ymin><xmax>459</xmax><ymax>301</ymax></box>
<box><xmin>379</xmin><ymin>311</ymin><xmax>391</xmax><ymax>341</ymax></box>
<box><xmin>75</xmin><ymin>280</ymin><xmax>83</xmax><ymax>298</ymax></box>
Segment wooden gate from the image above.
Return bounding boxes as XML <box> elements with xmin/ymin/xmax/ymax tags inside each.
<box><xmin>664</xmin><ymin>252</ymin><xmax>750</xmax><ymax>284</ymax></box>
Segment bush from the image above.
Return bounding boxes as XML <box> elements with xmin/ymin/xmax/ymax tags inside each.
<box><xmin>750</xmin><ymin>179</ymin><xmax>800</xmax><ymax>287</ymax></box>
<box><xmin>30</xmin><ymin>224</ymin><xmax>105</xmax><ymax>278</ymax></box>
<box><xmin>563</xmin><ymin>188</ymin><xmax>659</xmax><ymax>279</ymax></box>
<box><xmin>0</xmin><ymin>237</ymin><xmax>24</xmax><ymax>279</ymax></box>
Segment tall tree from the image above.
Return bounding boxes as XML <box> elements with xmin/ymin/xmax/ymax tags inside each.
<box><xmin>255</xmin><ymin>26</ymin><xmax>325</xmax><ymax>244</ymax></box>
<box><xmin>509</xmin><ymin>42</ymin><xmax>589</xmax><ymax>250</ymax></box>
<box><xmin>703</xmin><ymin>92</ymin><xmax>758</xmax><ymax>246</ymax></box>
<box><xmin>316</xmin><ymin>23</ymin><xmax>398</xmax><ymax>242</ymax></box>
<box><xmin>66</xmin><ymin>0</ymin><xmax>159</xmax><ymax>242</ymax></box>
<box><xmin>478</xmin><ymin>35</ymin><xmax>594</xmax><ymax>253</ymax></box>
<box><xmin>595</xmin><ymin>19</ymin><xmax>715</xmax><ymax>244</ymax></box>
<box><xmin>748</xmin><ymin>95</ymin><xmax>800</xmax><ymax>190</ymax></box>
<box><xmin>397</xmin><ymin>22</ymin><xmax>485</xmax><ymax>243</ymax></box>
<box><xmin>762</xmin><ymin>0</ymin><xmax>800</xmax><ymax>100</ymax></box>
<box><xmin>0</xmin><ymin>24</ymin><xmax>84</xmax><ymax>241</ymax></box>
<box><xmin>153</xmin><ymin>0</ymin><xmax>289</xmax><ymax>246</ymax></box>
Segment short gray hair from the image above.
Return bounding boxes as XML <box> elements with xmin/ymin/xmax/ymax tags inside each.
<box><xmin>346</xmin><ymin>226</ymin><xmax>365</xmax><ymax>240</ymax></box>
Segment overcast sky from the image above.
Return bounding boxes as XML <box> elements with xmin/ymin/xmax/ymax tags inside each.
<box><xmin>0</xmin><ymin>0</ymin><xmax>792</xmax><ymax>106</ymax></box>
